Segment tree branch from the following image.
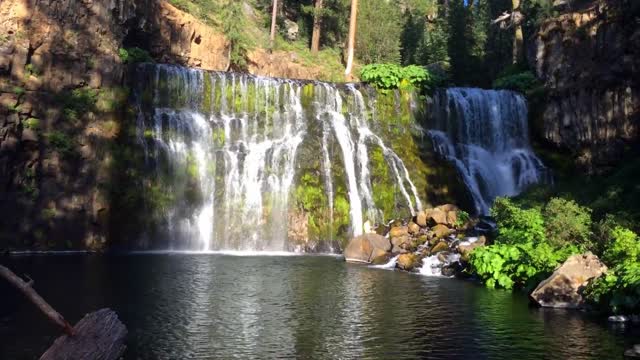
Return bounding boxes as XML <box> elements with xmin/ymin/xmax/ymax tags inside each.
<box><xmin>0</xmin><ymin>265</ymin><xmax>74</xmax><ymax>336</ymax></box>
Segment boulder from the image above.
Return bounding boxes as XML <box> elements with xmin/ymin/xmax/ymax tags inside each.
<box><xmin>416</xmin><ymin>210</ymin><xmax>428</xmax><ymax>227</ymax></box>
<box><xmin>396</xmin><ymin>253</ymin><xmax>419</xmax><ymax>271</ymax></box>
<box><xmin>343</xmin><ymin>233</ymin><xmax>391</xmax><ymax>263</ymax></box>
<box><xmin>457</xmin><ymin>235</ymin><xmax>486</xmax><ymax>261</ymax></box>
<box><xmin>530</xmin><ymin>252</ymin><xmax>607</xmax><ymax>309</ymax></box>
<box><xmin>437</xmin><ymin>204</ymin><xmax>459</xmax><ymax>212</ymax></box>
<box><xmin>432</xmin><ymin>224</ymin><xmax>452</xmax><ymax>239</ymax></box>
<box><xmin>389</xmin><ymin>226</ymin><xmax>408</xmax><ymax>238</ymax></box>
<box><xmin>391</xmin><ymin>235</ymin><xmax>410</xmax><ymax>253</ymax></box>
<box><xmin>445</xmin><ymin>211</ymin><xmax>458</xmax><ymax>227</ymax></box>
<box><xmin>430</xmin><ymin>241</ymin><xmax>449</xmax><ymax>255</ymax></box>
<box><xmin>426</xmin><ymin>209</ymin><xmax>448</xmax><ymax>226</ymax></box>
<box><xmin>370</xmin><ymin>248</ymin><xmax>391</xmax><ymax>265</ymax></box>
<box><xmin>408</xmin><ymin>221</ymin><xmax>420</xmax><ymax>235</ymax></box>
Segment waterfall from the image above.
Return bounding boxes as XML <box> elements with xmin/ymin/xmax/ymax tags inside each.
<box><xmin>133</xmin><ymin>64</ymin><xmax>422</xmax><ymax>251</ymax></box>
<box><xmin>428</xmin><ymin>88</ymin><xmax>547</xmax><ymax>214</ymax></box>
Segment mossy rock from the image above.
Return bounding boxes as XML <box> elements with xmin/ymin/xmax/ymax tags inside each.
<box><xmin>429</xmin><ymin>241</ymin><xmax>449</xmax><ymax>255</ymax></box>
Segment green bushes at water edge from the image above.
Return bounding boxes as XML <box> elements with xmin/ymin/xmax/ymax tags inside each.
<box><xmin>468</xmin><ymin>196</ymin><xmax>640</xmax><ymax>314</ymax></box>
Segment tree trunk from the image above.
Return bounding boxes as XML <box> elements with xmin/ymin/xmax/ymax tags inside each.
<box><xmin>40</xmin><ymin>309</ymin><xmax>127</xmax><ymax>360</ymax></box>
<box><xmin>512</xmin><ymin>0</ymin><xmax>523</xmax><ymax>64</ymax></box>
<box><xmin>269</xmin><ymin>0</ymin><xmax>279</xmax><ymax>51</ymax></box>
<box><xmin>344</xmin><ymin>0</ymin><xmax>358</xmax><ymax>79</ymax></box>
<box><xmin>311</xmin><ymin>0</ymin><xmax>323</xmax><ymax>54</ymax></box>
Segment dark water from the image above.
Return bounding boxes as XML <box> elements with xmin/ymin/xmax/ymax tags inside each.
<box><xmin>1</xmin><ymin>254</ymin><xmax>638</xmax><ymax>359</ymax></box>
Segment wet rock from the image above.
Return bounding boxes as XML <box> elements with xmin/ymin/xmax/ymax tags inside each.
<box><xmin>389</xmin><ymin>226</ymin><xmax>408</xmax><ymax>238</ymax></box>
<box><xmin>457</xmin><ymin>235</ymin><xmax>486</xmax><ymax>261</ymax></box>
<box><xmin>408</xmin><ymin>221</ymin><xmax>420</xmax><ymax>235</ymax></box>
<box><xmin>624</xmin><ymin>344</ymin><xmax>640</xmax><ymax>359</ymax></box>
<box><xmin>432</xmin><ymin>224</ymin><xmax>452</xmax><ymax>239</ymax></box>
<box><xmin>21</xmin><ymin>128</ymin><xmax>38</xmax><ymax>143</ymax></box>
<box><xmin>437</xmin><ymin>204</ymin><xmax>459</xmax><ymax>212</ymax></box>
<box><xmin>445</xmin><ymin>211</ymin><xmax>458</xmax><ymax>227</ymax></box>
<box><xmin>530</xmin><ymin>252</ymin><xmax>607</xmax><ymax>309</ymax></box>
<box><xmin>397</xmin><ymin>253</ymin><xmax>419</xmax><ymax>271</ymax></box>
<box><xmin>416</xmin><ymin>210</ymin><xmax>428</xmax><ymax>227</ymax></box>
<box><xmin>430</xmin><ymin>241</ymin><xmax>449</xmax><ymax>255</ymax></box>
<box><xmin>343</xmin><ymin>233</ymin><xmax>392</xmax><ymax>263</ymax></box>
<box><xmin>370</xmin><ymin>248</ymin><xmax>391</xmax><ymax>265</ymax></box>
<box><xmin>391</xmin><ymin>235</ymin><xmax>410</xmax><ymax>253</ymax></box>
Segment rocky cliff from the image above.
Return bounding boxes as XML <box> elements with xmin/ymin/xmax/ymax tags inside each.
<box><xmin>528</xmin><ymin>0</ymin><xmax>639</xmax><ymax>172</ymax></box>
<box><xmin>0</xmin><ymin>0</ymin><xmax>348</xmax><ymax>251</ymax></box>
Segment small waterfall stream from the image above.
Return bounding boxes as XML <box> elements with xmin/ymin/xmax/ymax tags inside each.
<box><xmin>133</xmin><ymin>64</ymin><xmax>422</xmax><ymax>251</ymax></box>
<box><xmin>428</xmin><ymin>88</ymin><xmax>548</xmax><ymax>214</ymax></box>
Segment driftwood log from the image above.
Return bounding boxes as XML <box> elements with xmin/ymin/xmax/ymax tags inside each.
<box><xmin>0</xmin><ymin>264</ymin><xmax>127</xmax><ymax>360</ymax></box>
<box><xmin>40</xmin><ymin>309</ymin><xmax>127</xmax><ymax>360</ymax></box>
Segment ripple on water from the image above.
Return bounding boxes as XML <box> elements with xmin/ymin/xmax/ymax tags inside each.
<box><xmin>0</xmin><ymin>254</ymin><xmax>637</xmax><ymax>359</ymax></box>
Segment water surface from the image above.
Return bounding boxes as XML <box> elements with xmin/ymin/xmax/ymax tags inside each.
<box><xmin>1</xmin><ymin>254</ymin><xmax>637</xmax><ymax>359</ymax></box>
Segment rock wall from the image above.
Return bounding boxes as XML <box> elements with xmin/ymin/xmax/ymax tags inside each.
<box><xmin>528</xmin><ymin>0</ymin><xmax>640</xmax><ymax>172</ymax></box>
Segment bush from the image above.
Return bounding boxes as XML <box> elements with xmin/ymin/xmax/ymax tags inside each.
<box><xmin>118</xmin><ymin>47</ymin><xmax>154</xmax><ymax>64</ymax></box>
<box><xmin>47</xmin><ymin>131</ymin><xmax>76</xmax><ymax>157</ymax></box>
<box><xmin>470</xmin><ymin>241</ymin><xmax>578</xmax><ymax>290</ymax></box>
<box><xmin>360</xmin><ymin>64</ymin><xmax>435</xmax><ymax>91</ymax></box>
<box><xmin>543</xmin><ymin>198</ymin><xmax>593</xmax><ymax>249</ymax></box>
<box><xmin>492</xmin><ymin>71</ymin><xmax>539</xmax><ymax>95</ymax></box>
<box><xmin>602</xmin><ymin>226</ymin><xmax>639</xmax><ymax>265</ymax></box>
<box><xmin>585</xmin><ymin>261</ymin><xmax>640</xmax><ymax>314</ymax></box>
<box><xmin>491</xmin><ymin>197</ymin><xmax>545</xmax><ymax>244</ymax></box>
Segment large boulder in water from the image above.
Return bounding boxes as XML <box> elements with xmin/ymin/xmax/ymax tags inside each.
<box><xmin>343</xmin><ymin>234</ymin><xmax>391</xmax><ymax>263</ymax></box>
<box><xmin>530</xmin><ymin>252</ymin><xmax>607</xmax><ymax>309</ymax></box>
<box><xmin>396</xmin><ymin>253</ymin><xmax>419</xmax><ymax>271</ymax></box>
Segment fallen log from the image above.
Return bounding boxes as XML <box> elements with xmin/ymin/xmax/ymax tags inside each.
<box><xmin>40</xmin><ymin>308</ymin><xmax>127</xmax><ymax>360</ymax></box>
<box><xmin>0</xmin><ymin>264</ymin><xmax>127</xmax><ymax>360</ymax></box>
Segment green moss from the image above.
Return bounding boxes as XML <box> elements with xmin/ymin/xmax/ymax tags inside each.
<box><xmin>47</xmin><ymin>131</ymin><xmax>77</xmax><ymax>158</ymax></box>
<box><xmin>24</xmin><ymin>118</ymin><xmax>40</xmax><ymax>130</ymax></box>
<box><xmin>202</xmin><ymin>73</ymin><xmax>212</xmax><ymax>113</ymax></box>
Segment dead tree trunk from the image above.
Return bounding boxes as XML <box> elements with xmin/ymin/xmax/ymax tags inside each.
<box><xmin>40</xmin><ymin>309</ymin><xmax>127</xmax><ymax>360</ymax></box>
<box><xmin>0</xmin><ymin>265</ymin><xmax>127</xmax><ymax>360</ymax></box>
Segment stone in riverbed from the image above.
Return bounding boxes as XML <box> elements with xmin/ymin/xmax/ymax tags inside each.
<box><xmin>408</xmin><ymin>221</ymin><xmax>420</xmax><ymax>234</ymax></box>
<box><xmin>396</xmin><ymin>253</ymin><xmax>419</xmax><ymax>271</ymax></box>
<box><xmin>457</xmin><ymin>235</ymin><xmax>486</xmax><ymax>261</ymax></box>
<box><xmin>430</xmin><ymin>241</ymin><xmax>449</xmax><ymax>255</ymax></box>
<box><xmin>344</xmin><ymin>234</ymin><xmax>391</xmax><ymax>263</ymax></box>
<box><xmin>530</xmin><ymin>252</ymin><xmax>607</xmax><ymax>309</ymax></box>
<box><xmin>371</xmin><ymin>248</ymin><xmax>392</xmax><ymax>265</ymax></box>
<box><xmin>432</xmin><ymin>224</ymin><xmax>452</xmax><ymax>239</ymax></box>
<box><xmin>389</xmin><ymin>226</ymin><xmax>408</xmax><ymax>238</ymax></box>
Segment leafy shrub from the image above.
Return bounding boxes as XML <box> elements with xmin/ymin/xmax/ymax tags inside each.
<box><xmin>543</xmin><ymin>198</ymin><xmax>593</xmax><ymax>249</ymax></box>
<box><xmin>13</xmin><ymin>86</ymin><xmax>26</xmax><ymax>96</ymax></box>
<box><xmin>492</xmin><ymin>71</ymin><xmax>539</xmax><ymax>95</ymax></box>
<box><xmin>360</xmin><ymin>63</ymin><xmax>434</xmax><ymax>91</ymax></box>
<box><xmin>602</xmin><ymin>226</ymin><xmax>640</xmax><ymax>265</ymax></box>
<box><xmin>455</xmin><ymin>210</ymin><xmax>470</xmax><ymax>227</ymax></box>
<box><xmin>491</xmin><ymin>197</ymin><xmax>545</xmax><ymax>244</ymax></box>
<box><xmin>24</xmin><ymin>118</ymin><xmax>40</xmax><ymax>130</ymax></box>
<box><xmin>585</xmin><ymin>261</ymin><xmax>640</xmax><ymax>314</ymax></box>
<box><xmin>470</xmin><ymin>241</ymin><xmax>578</xmax><ymax>290</ymax></box>
<box><xmin>47</xmin><ymin>131</ymin><xmax>76</xmax><ymax>157</ymax></box>
<box><xmin>118</xmin><ymin>47</ymin><xmax>154</xmax><ymax>64</ymax></box>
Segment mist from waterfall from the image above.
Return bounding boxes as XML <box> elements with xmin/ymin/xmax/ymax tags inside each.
<box><xmin>428</xmin><ymin>88</ymin><xmax>548</xmax><ymax>214</ymax></box>
<box><xmin>133</xmin><ymin>64</ymin><xmax>422</xmax><ymax>251</ymax></box>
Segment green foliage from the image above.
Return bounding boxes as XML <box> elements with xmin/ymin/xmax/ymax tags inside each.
<box><xmin>585</xmin><ymin>226</ymin><xmax>640</xmax><ymax>313</ymax></box>
<box><xmin>118</xmin><ymin>47</ymin><xmax>154</xmax><ymax>64</ymax></box>
<box><xmin>470</xmin><ymin>241</ymin><xmax>578</xmax><ymax>290</ymax></box>
<box><xmin>543</xmin><ymin>198</ymin><xmax>593</xmax><ymax>249</ymax></box>
<box><xmin>356</xmin><ymin>0</ymin><xmax>403</xmax><ymax>64</ymax></box>
<box><xmin>13</xmin><ymin>86</ymin><xmax>26</xmax><ymax>96</ymax></box>
<box><xmin>221</xmin><ymin>0</ymin><xmax>250</xmax><ymax>70</ymax></box>
<box><xmin>47</xmin><ymin>131</ymin><xmax>76</xmax><ymax>157</ymax></box>
<box><xmin>360</xmin><ymin>64</ymin><xmax>434</xmax><ymax>91</ymax></box>
<box><xmin>455</xmin><ymin>210</ymin><xmax>470</xmax><ymax>227</ymax></box>
<box><xmin>492</xmin><ymin>71</ymin><xmax>541</xmax><ymax>95</ymax></box>
<box><xmin>491</xmin><ymin>197</ymin><xmax>545</xmax><ymax>244</ymax></box>
<box><xmin>24</xmin><ymin>118</ymin><xmax>40</xmax><ymax>130</ymax></box>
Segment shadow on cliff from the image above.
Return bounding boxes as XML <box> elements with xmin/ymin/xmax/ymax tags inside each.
<box><xmin>0</xmin><ymin>0</ymin><xmax>169</xmax><ymax>251</ymax></box>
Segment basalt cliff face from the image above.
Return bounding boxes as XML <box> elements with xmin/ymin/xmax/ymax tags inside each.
<box><xmin>528</xmin><ymin>0</ymin><xmax>640</xmax><ymax>172</ymax></box>
<box><xmin>0</xmin><ymin>0</ymin><xmax>464</xmax><ymax>251</ymax></box>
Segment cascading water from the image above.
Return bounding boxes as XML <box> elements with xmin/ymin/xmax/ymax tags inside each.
<box><xmin>428</xmin><ymin>88</ymin><xmax>548</xmax><ymax>214</ymax></box>
<box><xmin>133</xmin><ymin>64</ymin><xmax>422</xmax><ymax>251</ymax></box>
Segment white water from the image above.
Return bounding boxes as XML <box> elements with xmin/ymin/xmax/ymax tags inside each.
<box><xmin>135</xmin><ymin>64</ymin><xmax>422</xmax><ymax>251</ymax></box>
<box><xmin>428</xmin><ymin>88</ymin><xmax>547</xmax><ymax>214</ymax></box>
<box><xmin>419</xmin><ymin>253</ymin><xmax>461</xmax><ymax>277</ymax></box>
<box><xmin>371</xmin><ymin>255</ymin><xmax>400</xmax><ymax>270</ymax></box>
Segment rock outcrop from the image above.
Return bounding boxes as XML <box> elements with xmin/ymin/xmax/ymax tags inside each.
<box><xmin>343</xmin><ymin>234</ymin><xmax>392</xmax><ymax>263</ymax></box>
<box><xmin>530</xmin><ymin>252</ymin><xmax>607</xmax><ymax>308</ymax></box>
<box><xmin>528</xmin><ymin>0</ymin><xmax>640</xmax><ymax>172</ymax></box>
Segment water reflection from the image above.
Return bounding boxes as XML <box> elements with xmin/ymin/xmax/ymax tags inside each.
<box><xmin>0</xmin><ymin>255</ymin><xmax>638</xmax><ymax>359</ymax></box>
